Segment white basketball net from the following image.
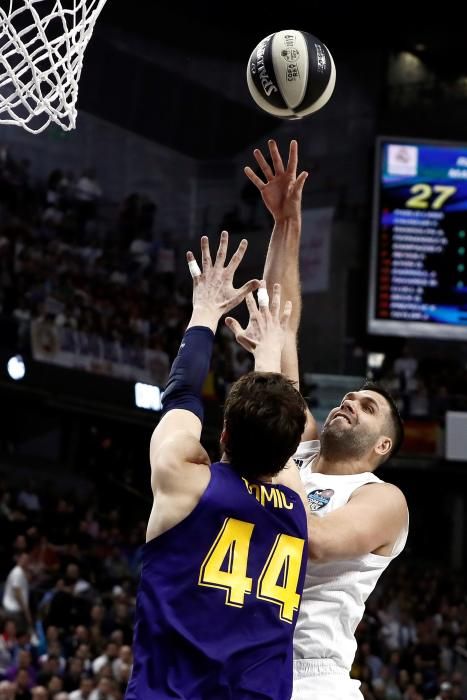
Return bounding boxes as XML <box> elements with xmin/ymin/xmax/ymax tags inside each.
<box><xmin>0</xmin><ymin>0</ymin><xmax>108</xmax><ymax>133</ymax></box>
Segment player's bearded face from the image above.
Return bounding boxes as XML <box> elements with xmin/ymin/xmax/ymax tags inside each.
<box><xmin>320</xmin><ymin>403</ymin><xmax>383</xmax><ymax>460</ymax></box>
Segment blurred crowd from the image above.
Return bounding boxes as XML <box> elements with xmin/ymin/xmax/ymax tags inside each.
<box><xmin>0</xmin><ymin>145</ymin><xmax>252</xmax><ymax>393</ymax></box>
<box><xmin>345</xmin><ymin>341</ymin><xmax>467</xmax><ymax>425</ymax></box>
<box><xmin>355</xmin><ymin>564</ymin><xmax>467</xmax><ymax>700</ymax></box>
<box><xmin>1</xmin><ymin>144</ymin><xmax>467</xmax><ymax>416</ymax></box>
<box><xmin>0</xmin><ymin>473</ymin><xmax>143</xmax><ymax>700</ymax></box>
<box><xmin>377</xmin><ymin>345</ymin><xmax>467</xmax><ymax>423</ymax></box>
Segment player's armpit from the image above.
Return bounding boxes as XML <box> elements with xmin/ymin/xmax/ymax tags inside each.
<box><xmin>147</xmin><ymin>417</ymin><xmax>211</xmax><ymax>542</ymax></box>
<box><xmin>307</xmin><ymin>482</ymin><xmax>408</xmax><ymax>561</ymax></box>
<box><xmin>150</xmin><ymin>410</ymin><xmax>210</xmax><ymax>493</ymax></box>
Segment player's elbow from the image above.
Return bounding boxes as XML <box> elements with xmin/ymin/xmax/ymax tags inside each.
<box><xmin>308</xmin><ymin>538</ymin><xmax>327</xmax><ymax>562</ymax></box>
<box><xmin>307</xmin><ymin>524</ymin><xmax>334</xmax><ymax>562</ymax></box>
<box><xmin>307</xmin><ymin>532</ymin><xmax>344</xmax><ymax>561</ymax></box>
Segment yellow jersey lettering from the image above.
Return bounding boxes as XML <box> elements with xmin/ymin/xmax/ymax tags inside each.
<box><xmin>242</xmin><ymin>477</ymin><xmax>253</xmax><ymax>494</ymax></box>
<box><xmin>260</xmin><ymin>484</ymin><xmax>279</xmax><ymax>508</ymax></box>
<box><xmin>280</xmin><ymin>490</ymin><xmax>294</xmax><ymax>509</ymax></box>
<box><xmin>250</xmin><ymin>483</ymin><xmax>261</xmax><ymax>501</ymax></box>
<box><xmin>242</xmin><ymin>478</ymin><xmax>293</xmax><ymax>510</ymax></box>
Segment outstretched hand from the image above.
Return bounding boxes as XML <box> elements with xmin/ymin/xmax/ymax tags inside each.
<box><xmin>244</xmin><ymin>139</ymin><xmax>308</xmax><ymax>222</ymax></box>
<box><xmin>225</xmin><ymin>282</ymin><xmax>292</xmax><ymax>373</ymax></box>
<box><xmin>186</xmin><ymin>231</ymin><xmax>260</xmax><ymax>331</ymax></box>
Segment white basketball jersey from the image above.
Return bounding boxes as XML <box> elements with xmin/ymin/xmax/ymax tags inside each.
<box><xmin>293</xmin><ymin>440</ymin><xmax>408</xmax><ymax>673</ymax></box>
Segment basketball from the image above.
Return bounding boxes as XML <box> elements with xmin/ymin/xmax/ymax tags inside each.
<box><xmin>246</xmin><ymin>29</ymin><xmax>336</xmax><ymax>120</ymax></box>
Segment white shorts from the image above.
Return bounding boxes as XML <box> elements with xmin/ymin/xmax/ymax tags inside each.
<box><xmin>292</xmin><ymin>659</ymin><xmax>363</xmax><ymax>700</ymax></box>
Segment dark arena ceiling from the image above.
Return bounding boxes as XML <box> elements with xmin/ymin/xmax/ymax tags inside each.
<box><xmin>82</xmin><ymin>4</ymin><xmax>467</xmax><ymax>158</ymax></box>
<box><xmin>98</xmin><ymin>4</ymin><xmax>464</xmax><ymax>62</ymax></box>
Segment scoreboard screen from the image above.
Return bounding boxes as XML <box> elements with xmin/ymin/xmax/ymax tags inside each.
<box><xmin>368</xmin><ymin>136</ymin><xmax>467</xmax><ymax>340</ymax></box>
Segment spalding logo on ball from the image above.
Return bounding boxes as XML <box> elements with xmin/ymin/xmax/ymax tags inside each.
<box><xmin>247</xmin><ymin>29</ymin><xmax>336</xmax><ymax>119</ymax></box>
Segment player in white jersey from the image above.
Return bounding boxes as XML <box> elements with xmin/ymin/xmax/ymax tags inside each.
<box><xmin>228</xmin><ymin>139</ymin><xmax>409</xmax><ymax>700</ymax></box>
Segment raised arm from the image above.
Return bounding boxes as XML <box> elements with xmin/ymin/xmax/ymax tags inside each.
<box><xmin>245</xmin><ymin>139</ymin><xmax>318</xmax><ymax>439</ymax></box>
<box><xmin>146</xmin><ymin>232</ymin><xmax>259</xmax><ymax>541</ymax></box>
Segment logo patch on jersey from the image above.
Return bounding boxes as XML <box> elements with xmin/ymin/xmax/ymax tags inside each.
<box><xmin>307</xmin><ymin>489</ymin><xmax>334</xmax><ymax>511</ymax></box>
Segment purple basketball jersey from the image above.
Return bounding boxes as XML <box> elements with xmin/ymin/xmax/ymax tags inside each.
<box><xmin>125</xmin><ymin>461</ymin><xmax>307</xmax><ymax>699</ymax></box>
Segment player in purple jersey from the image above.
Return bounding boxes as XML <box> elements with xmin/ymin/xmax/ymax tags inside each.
<box><xmin>125</xmin><ymin>232</ymin><xmax>309</xmax><ymax>700</ymax></box>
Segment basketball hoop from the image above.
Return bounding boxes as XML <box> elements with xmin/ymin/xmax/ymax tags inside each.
<box><xmin>0</xmin><ymin>0</ymin><xmax>108</xmax><ymax>134</ymax></box>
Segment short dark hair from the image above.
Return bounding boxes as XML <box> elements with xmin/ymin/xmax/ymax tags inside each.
<box><xmin>223</xmin><ymin>371</ymin><xmax>307</xmax><ymax>480</ymax></box>
<box><xmin>359</xmin><ymin>380</ymin><xmax>404</xmax><ymax>460</ymax></box>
